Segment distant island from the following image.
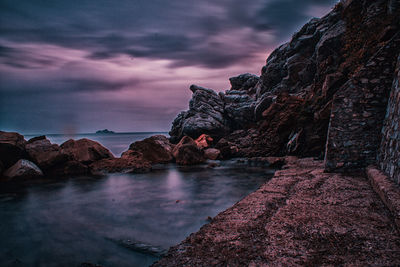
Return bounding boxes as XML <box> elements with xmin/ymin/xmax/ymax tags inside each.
<box><xmin>95</xmin><ymin>129</ymin><xmax>115</xmax><ymax>134</ymax></box>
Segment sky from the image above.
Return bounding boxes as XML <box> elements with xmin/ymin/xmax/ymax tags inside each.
<box><xmin>0</xmin><ymin>0</ymin><xmax>336</xmax><ymax>134</ymax></box>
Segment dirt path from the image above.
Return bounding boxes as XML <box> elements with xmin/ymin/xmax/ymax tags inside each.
<box><xmin>153</xmin><ymin>158</ymin><xmax>400</xmax><ymax>266</ymax></box>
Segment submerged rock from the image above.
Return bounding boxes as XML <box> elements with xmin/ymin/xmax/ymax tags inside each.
<box><xmin>60</xmin><ymin>138</ymin><xmax>114</xmax><ymax>164</ymax></box>
<box><xmin>90</xmin><ymin>158</ymin><xmax>151</xmax><ymax>175</ymax></box>
<box><xmin>25</xmin><ymin>136</ymin><xmax>69</xmax><ymax>169</ymax></box>
<box><xmin>3</xmin><ymin>159</ymin><xmax>43</xmax><ymax>179</ymax></box>
<box><xmin>0</xmin><ymin>131</ymin><xmax>27</xmax><ymax>169</ymax></box>
<box><xmin>128</xmin><ymin>135</ymin><xmax>173</xmax><ymax>164</ymax></box>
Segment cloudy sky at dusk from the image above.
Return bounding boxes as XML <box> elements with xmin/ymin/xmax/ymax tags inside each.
<box><xmin>0</xmin><ymin>0</ymin><xmax>336</xmax><ymax>134</ymax></box>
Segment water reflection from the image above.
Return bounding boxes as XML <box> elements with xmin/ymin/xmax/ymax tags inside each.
<box><xmin>0</xmin><ymin>161</ymin><xmax>274</xmax><ymax>267</ymax></box>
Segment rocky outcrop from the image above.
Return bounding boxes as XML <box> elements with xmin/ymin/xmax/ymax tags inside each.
<box><xmin>3</xmin><ymin>159</ymin><xmax>43</xmax><ymax>180</ymax></box>
<box><xmin>172</xmin><ymin>136</ymin><xmax>205</xmax><ymax>165</ymax></box>
<box><xmin>60</xmin><ymin>138</ymin><xmax>114</xmax><ymax>164</ymax></box>
<box><xmin>25</xmin><ymin>136</ymin><xmax>69</xmax><ymax>170</ymax></box>
<box><xmin>0</xmin><ymin>131</ymin><xmax>27</xmax><ymax>169</ymax></box>
<box><xmin>168</xmin><ymin>0</ymin><xmax>400</xmax><ymax>168</ymax></box>
<box><xmin>169</xmin><ymin>85</ymin><xmax>227</xmax><ymax>142</ymax></box>
<box><xmin>127</xmin><ymin>135</ymin><xmax>173</xmax><ymax>164</ymax></box>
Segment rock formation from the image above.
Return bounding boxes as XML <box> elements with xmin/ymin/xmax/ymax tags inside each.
<box><xmin>169</xmin><ymin>0</ymin><xmax>400</xmax><ymax>181</ymax></box>
<box><xmin>0</xmin><ymin>131</ymin><xmax>27</xmax><ymax>169</ymax></box>
<box><xmin>127</xmin><ymin>135</ymin><xmax>173</xmax><ymax>164</ymax></box>
<box><xmin>26</xmin><ymin>136</ymin><xmax>69</xmax><ymax>170</ymax></box>
<box><xmin>60</xmin><ymin>138</ymin><xmax>114</xmax><ymax>164</ymax></box>
<box><xmin>172</xmin><ymin>136</ymin><xmax>205</xmax><ymax>165</ymax></box>
<box><xmin>3</xmin><ymin>159</ymin><xmax>43</xmax><ymax>180</ymax></box>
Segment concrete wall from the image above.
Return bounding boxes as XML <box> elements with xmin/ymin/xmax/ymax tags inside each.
<box><xmin>378</xmin><ymin>54</ymin><xmax>400</xmax><ymax>183</ymax></box>
<box><xmin>324</xmin><ymin>34</ymin><xmax>400</xmax><ymax>172</ymax></box>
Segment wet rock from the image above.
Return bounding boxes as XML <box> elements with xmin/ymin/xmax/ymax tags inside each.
<box><xmin>25</xmin><ymin>136</ymin><xmax>69</xmax><ymax>169</ymax></box>
<box><xmin>0</xmin><ymin>131</ymin><xmax>27</xmax><ymax>169</ymax></box>
<box><xmin>194</xmin><ymin>134</ymin><xmax>213</xmax><ymax>150</ymax></box>
<box><xmin>214</xmin><ymin>138</ymin><xmax>239</xmax><ymax>159</ymax></box>
<box><xmin>3</xmin><ymin>159</ymin><xmax>43</xmax><ymax>179</ymax></box>
<box><xmin>128</xmin><ymin>135</ymin><xmax>173</xmax><ymax>164</ymax></box>
<box><xmin>90</xmin><ymin>158</ymin><xmax>151</xmax><ymax>175</ymax></box>
<box><xmin>169</xmin><ymin>85</ymin><xmax>228</xmax><ymax>142</ymax></box>
<box><xmin>204</xmin><ymin>148</ymin><xmax>220</xmax><ymax>160</ymax></box>
<box><xmin>47</xmin><ymin>160</ymin><xmax>89</xmax><ymax>177</ymax></box>
<box><xmin>60</xmin><ymin>138</ymin><xmax>114</xmax><ymax>164</ymax></box>
<box><xmin>172</xmin><ymin>136</ymin><xmax>205</xmax><ymax>165</ymax></box>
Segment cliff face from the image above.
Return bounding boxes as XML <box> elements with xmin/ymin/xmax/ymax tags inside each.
<box><xmin>169</xmin><ymin>0</ymin><xmax>400</xmax><ymax>178</ymax></box>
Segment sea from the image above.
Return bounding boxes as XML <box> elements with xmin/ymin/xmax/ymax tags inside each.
<box><xmin>0</xmin><ymin>132</ymin><xmax>275</xmax><ymax>266</ymax></box>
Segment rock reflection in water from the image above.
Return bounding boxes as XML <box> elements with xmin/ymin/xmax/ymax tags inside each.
<box><xmin>0</xmin><ymin>161</ymin><xmax>274</xmax><ymax>267</ymax></box>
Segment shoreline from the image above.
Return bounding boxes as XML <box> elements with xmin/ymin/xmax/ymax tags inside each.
<box><xmin>153</xmin><ymin>157</ymin><xmax>400</xmax><ymax>266</ymax></box>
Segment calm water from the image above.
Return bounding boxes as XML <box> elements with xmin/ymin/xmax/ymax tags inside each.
<box><xmin>25</xmin><ymin>132</ymin><xmax>168</xmax><ymax>156</ymax></box>
<box><xmin>0</xmin><ymin>161</ymin><xmax>275</xmax><ymax>267</ymax></box>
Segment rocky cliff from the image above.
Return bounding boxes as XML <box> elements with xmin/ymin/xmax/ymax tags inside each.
<box><xmin>169</xmin><ymin>0</ymin><xmax>400</xmax><ymax>180</ymax></box>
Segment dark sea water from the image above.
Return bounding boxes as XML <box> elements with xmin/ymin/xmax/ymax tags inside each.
<box><xmin>0</xmin><ymin>133</ymin><xmax>275</xmax><ymax>267</ymax></box>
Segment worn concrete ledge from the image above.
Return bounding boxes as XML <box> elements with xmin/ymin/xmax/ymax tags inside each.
<box><xmin>153</xmin><ymin>158</ymin><xmax>400</xmax><ymax>266</ymax></box>
<box><xmin>367</xmin><ymin>166</ymin><xmax>400</xmax><ymax>230</ymax></box>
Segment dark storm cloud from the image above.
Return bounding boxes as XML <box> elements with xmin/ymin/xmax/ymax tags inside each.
<box><xmin>0</xmin><ymin>0</ymin><xmax>338</xmax><ymax>133</ymax></box>
<box><xmin>0</xmin><ymin>0</ymin><xmax>337</xmax><ymax>69</ymax></box>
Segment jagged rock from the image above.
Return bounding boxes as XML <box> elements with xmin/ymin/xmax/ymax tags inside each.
<box><xmin>3</xmin><ymin>159</ymin><xmax>43</xmax><ymax>179</ymax></box>
<box><xmin>229</xmin><ymin>73</ymin><xmax>259</xmax><ymax>91</ymax></box>
<box><xmin>0</xmin><ymin>131</ymin><xmax>27</xmax><ymax>169</ymax></box>
<box><xmin>194</xmin><ymin>134</ymin><xmax>213</xmax><ymax>150</ymax></box>
<box><xmin>204</xmin><ymin>148</ymin><xmax>221</xmax><ymax>160</ymax></box>
<box><xmin>127</xmin><ymin>135</ymin><xmax>173</xmax><ymax>164</ymax></box>
<box><xmin>60</xmin><ymin>138</ymin><xmax>114</xmax><ymax>164</ymax></box>
<box><xmin>215</xmin><ymin>138</ymin><xmax>239</xmax><ymax>159</ymax></box>
<box><xmin>25</xmin><ymin>136</ymin><xmax>69</xmax><ymax>169</ymax></box>
<box><xmin>169</xmin><ymin>85</ymin><xmax>228</xmax><ymax>142</ymax></box>
<box><xmin>172</xmin><ymin>136</ymin><xmax>205</xmax><ymax>165</ymax></box>
<box><xmin>90</xmin><ymin>158</ymin><xmax>151</xmax><ymax>175</ymax></box>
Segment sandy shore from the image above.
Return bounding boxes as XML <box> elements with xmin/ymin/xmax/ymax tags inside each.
<box><xmin>153</xmin><ymin>157</ymin><xmax>400</xmax><ymax>266</ymax></box>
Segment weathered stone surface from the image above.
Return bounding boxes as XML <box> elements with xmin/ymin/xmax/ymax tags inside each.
<box><xmin>325</xmin><ymin>33</ymin><xmax>400</xmax><ymax>172</ymax></box>
<box><xmin>0</xmin><ymin>131</ymin><xmax>27</xmax><ymax>169</ymax></box>
<box><xmin>3</xmin><ymin>159</ymin><xmax>43</xmax><ymax>179</ymax></box>
<box><xmin>194</xmin><ymin>134</ymin><xmax>213</xmax><ymax>150</ymax></box>
<box><xmin>378</xmin><ymin>53</ymin><xmax>400</xmax><ymax>183</ymax></box>
<box><xmin>153</xmin><ymin>158</ymin><xmax>400</xmax><ymax>266</ymax></box>
<box><xmin>90</xmin><ymin>158</ymin><xmax>151</xmax><ymax>175</ymax></box>
<box><xmin>128</xmin><ymin>135</ymin><xmax>173</xmax><ymax>164</ymax></box>
<box><xmin>204</xmin><ymin>148</ymin><xmax>220</xmax><ymax>160</ymax></box>
<box><xmin>214</xmin><ymin>137</ymin><xmax>239</xmax><ymax>159</ymax></box>
<box><xmin>169</xmin><ymin>85</ymin><xmax>228</xmax><ymax>142</ymax></box>
<box><xmin>367</xmin><ymin>166</ymin><xmax>400</xmax><ymax>229</ymax></box>
<box><xmin>172</xmin><ymin>136</ymin><xmax>205</xmax><ymax>165</ymax></box>
<box><xmin>25</xmin><ymin>136</ymin><xmax>69</xmax><ymax>169</ymax></box>
<box><xmin>229</xmin><ymin>73</ymin><xmax>259</xmax><ymax>91</ymax></box>
<box><xmin>60</xmin><ymin>138</ymin><xmax>114</xmax><ymax>164</ymax></box>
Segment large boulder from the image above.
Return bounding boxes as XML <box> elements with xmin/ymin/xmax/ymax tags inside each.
<box><xmin>47</xmin><ymin>160</ymin><xmax>89</xmax><ymax>177</ymax></box>
<box><xmin>172</xmin><ymin>136</ymin><xmax>205</xmax><ymax>165</ymax></box>
<box><xmin>25</xmin><ymin>136</ymin><xmax>69</xmax><ymax>169</ymax></box>
<box><xmin>0</xmin><ymin>131</ymin><xmax>27</xmax><ymax>169</ymax></box>
<box><xmin>127</xmin><ymin>135</ymin><xmax>173</xmax><ymax>164</ymax></box>
<box><xmin>169</xmin><ymin>85</ymin><xmax>228</xmax><ymax>142</ymax></box>
<box><xmin>3</xmin><ymin>159</ymin><xmax>43</xmax><ymax>179</ymax></box>
<box><xmin>60</xmin><ymin>138</ymin><xmax>114</xmax><ymax>164</ymax></box>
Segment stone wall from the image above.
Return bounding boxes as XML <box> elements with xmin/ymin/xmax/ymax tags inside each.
<box><xmin>324</xmin><ymin>33</ymin><xmax>400</xmax><ymax>172</ymax></box>
<box><xmin>378</xmin><ymin>54</ymin><xmax>400</xmax><ymax>183</ymax></box>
